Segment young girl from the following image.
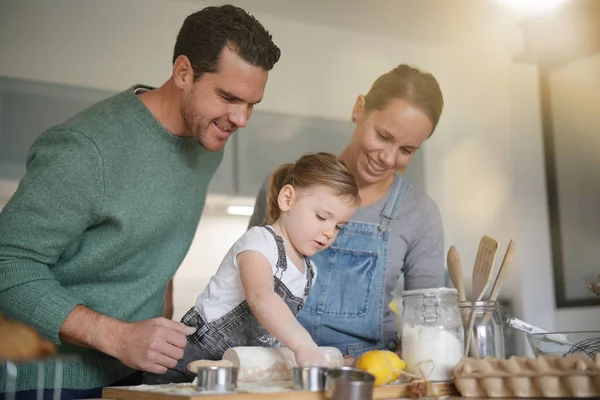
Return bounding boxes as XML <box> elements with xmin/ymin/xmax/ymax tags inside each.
<box><xmin>144</xmin><ymin>152</ymin><xmax>360</xmax><ymax>384</ymax></box>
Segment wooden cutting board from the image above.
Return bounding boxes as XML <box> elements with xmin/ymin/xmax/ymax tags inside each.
<box><xmin>103</xmin><ymin>381</ymin><xmax>457</xmax><ymax>399</ymax></box>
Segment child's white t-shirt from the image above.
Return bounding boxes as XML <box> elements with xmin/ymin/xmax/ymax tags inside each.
<box><xmin>195</xmin><ymin>226</ymin><xmax>317</xmax><ymax>323</ymax></box>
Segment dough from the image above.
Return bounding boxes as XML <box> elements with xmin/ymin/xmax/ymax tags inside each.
<box><xmin>187</xmin><ymin>359</ymin><xmax>234</xmax><ymax>374</ymax></box>
<box><xmin>222</xmin><ymin>346</ymin><xmax>343</xmax><ymax>382</ymax></box>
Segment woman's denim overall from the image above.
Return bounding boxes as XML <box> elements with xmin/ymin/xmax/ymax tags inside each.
<box><xmin>298</xmin><ymin>175</ymin><xmax>409</xmax><ymax>356</ymax></box>
<box><xmin>144</xmin><ymin>226</ymin><xmax>314</xmax><ymax>384</ymax></box>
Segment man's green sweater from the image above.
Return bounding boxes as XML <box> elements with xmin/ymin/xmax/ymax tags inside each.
<box><xmin>0</xmin><ymin>86</ymin><xmax>222</xmax><ymax>390</ymax></box>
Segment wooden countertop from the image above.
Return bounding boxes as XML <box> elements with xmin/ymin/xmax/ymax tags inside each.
<box><xmin>101</xmin><ymin>380</ymin><xmax>457</xmax><ymax>400</ymax></box>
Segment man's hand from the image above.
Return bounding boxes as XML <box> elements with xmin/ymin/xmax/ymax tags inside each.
<box><xmin>60</xmin><ymin>305</ymin><xmax>195</xmax><ymax>374</ymax></box>
<box><xmin>103</xmin><ymin>317</ymin><xmax>195</xmax><ymax>374</ymax></box>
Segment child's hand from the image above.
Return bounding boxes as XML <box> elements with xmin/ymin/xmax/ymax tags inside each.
<box><xmin>238</xmin><ymin>250</ymin><xmax>333</xmax><ymax>367</ymax></box>
<box><xmin>293</xmin><ymin>343</ymin><xmax>329</xmax><ymax>367</ymax></box>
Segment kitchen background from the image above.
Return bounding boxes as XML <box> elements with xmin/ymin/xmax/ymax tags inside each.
<box><xmin>0</xmin><ymin>0</ymin><xmax>599</xmax><ymax>357</ymax></box>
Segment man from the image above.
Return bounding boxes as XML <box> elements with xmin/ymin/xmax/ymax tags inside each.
<box><xmin>0</xmin><ymin>5</ymin><xmax>280</xmax><ymax>399</ymax></box>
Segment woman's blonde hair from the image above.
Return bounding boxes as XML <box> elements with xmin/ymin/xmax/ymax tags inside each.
<box><xmin>266</xmin><ymin>152</ymin><xmax>360</xmax><ymax>224</ymax></box>
<box><xmin>364</xmin><ymin>64</ymin><xmax>444</xmax><ymax>137</ymax></box>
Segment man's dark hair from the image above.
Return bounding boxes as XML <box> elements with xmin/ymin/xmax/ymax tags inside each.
<box><xmin>173</xmin><ymin>5</ymin><xmax>281</xmax><ymax>79</ymax></box>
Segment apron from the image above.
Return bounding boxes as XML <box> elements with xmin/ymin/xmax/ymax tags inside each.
<box><xmin>144</xmin><ymin>226</ymin><xmax>314</xmax><ymax>384</ymax></box>
<box><xmin>298</xmin><ymin>174</ymin><xmax>409</xmax><ymax>356</ymax></box>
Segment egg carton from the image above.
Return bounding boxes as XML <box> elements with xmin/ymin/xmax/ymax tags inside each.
<box><xmin>453</xmin><ymin>354</ymin><xmax>600</xmax><ymax>398</ymax></box>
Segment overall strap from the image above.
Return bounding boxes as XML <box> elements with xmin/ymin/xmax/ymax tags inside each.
<box><xmin>263</xmin><ymin>227</ymin><xmax>314</xmax><ymax>300</ymax></box>
<box><xmin>263</xmin><ymin>226</ymin><xmax>288</xmax><ymax>279</ymax></box>
<box><xmin>303</xmin><ymin>259</ymin><xmax>315</xmax><ymax>299</ymax></box>
<box><xmin>379</xmin><ymin>174</ymin><xmax>410</xmax><ymax>231</ymax></box>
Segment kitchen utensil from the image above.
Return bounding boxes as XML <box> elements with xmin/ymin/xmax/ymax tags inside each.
<box><xmin>447</xmin><ymin>246</ymin><xmax>467</xmax><ymax>322</ymax></box>
<box><xmin>458</xmin><ymin>301</ymin><xmax>505</xmax><ymax>359</ymax></box>
<box><xmin>196</xmin><ymin>365</ymin><xmax>239</xmax><ymax>392</ymax></box>
<box><xmin>325</xmin><ymin>367</ymin><xmax>375</xmax><ymax>400</ymax></box>
<box><xmin>507</xmin><ymin>317</ymin><xmax>569</xmax><ymax>343</ymax></box>
<box><xmin>401</xmin><ymin>288</ymin><xmax>464</xmax><ymax>381</ymax></box>
<box><xmin>465</xmin><ymin>235</ymin><xmax>498</xmax><ymax>357</ymax></box>
<box><xmin>506</xmin><ymin>316</ymin><xmax>552</xmax><ymax>335</ymax></box>
<box><xmin>447</xmin><ymin>245</ymin><xmax>478</xmax><ymax>358</ymax></box>
<box><xmin>480</xmin><ymin>239</ymin><xmax>515</xmax><ymax>325</ymax></box>
<box><xmin>471</xmin><ymin>236</ymin><xmax>499</xmax><ymax>301</ymax></box>
<box><xmin>507</xmin><ymin>316</ymin><xmax>577</xmax><ymax>354</ymax></box>
<box><xmin>292</xmin><ymin>366</ymin><xmax>328</xmax><ymax>392</ymax></box>
<box><xmin>527</xmin><ymin>331</ymin><xmax>600</xmax><ymax>358</ymax></box>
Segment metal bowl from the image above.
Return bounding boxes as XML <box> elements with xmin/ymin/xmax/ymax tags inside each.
<box><xmin>196</xmin><ymin>366</ymin><xmax>239</xmax><ymax>392</ymax></box>
<box><xmin>292</xmin><ymin>366</ymin><xmax>328</xmax><ymax>391</ymax></box>
<box><xmin>527</xmin><ymin>331</ymin><xmax>600</xmax><ymax>358</ymax></box>
<box><xmin>325</xmin><ymin>367</ymin><xmax>375</xmax><ymax>400</ymax></box>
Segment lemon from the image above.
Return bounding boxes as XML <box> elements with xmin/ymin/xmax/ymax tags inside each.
<box><xmin>389</xmin><ymin>299</ymin><xmax>398</xmax><ymax>314</ymax></box>
<box><xmin>355</xmin><ymin>350</ymin><xmax>406</xmax><ymax>386</ymax></box>
<box><xmin>386</xmin><ymin>351</ymin><xmax>406</xmax><ymax>382</ymax></box>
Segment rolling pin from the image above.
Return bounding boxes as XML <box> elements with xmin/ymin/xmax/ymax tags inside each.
<box><xmin>188</xmin><ymin>346</ymin><xmax>344</xmax><ymax>382</ymax></box>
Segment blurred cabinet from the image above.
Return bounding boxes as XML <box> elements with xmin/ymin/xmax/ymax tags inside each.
<box><xmin>235</xmin><ymin>110</ymin><xmax>353</xmax><ymax>196</ymax></box>
<box><xmin>0</xmin><ymin>77</ymin><xmax>235</xmax><ymax>196</ymax></box>
<box><xmin>0</xmin><ymin>78</ymin><xmax>114</xmax><ymax>180</ymax></box>
<box><xmin>0</xmin><ymin>77</ymin><xmax>426</xmax><ymax>199</ymax></box>
<box><xmin>234</xmin><ymin>110</ymin><xmax>426</xmax><ymax>197</ymax></box>
<box><xmin>208</xmin><ymin>136</ymin><xmax>235</xmax><ymax>195</ymax></box>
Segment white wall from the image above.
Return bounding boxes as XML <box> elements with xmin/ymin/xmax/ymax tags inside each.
<box><xmin>420</xmin><ymin>21</ymin><xmax>549</xmax><ymax>355</ymax></box>
<box><xmin>549</xmin><ymin>54</ymin><xmax>600</xmax><ymax>330</ymax></box>
<box><xmin>173</xmin><ymin>215</ymin><xmax>249</xmax><ymax>320</ymax></box>
<box><xmin>0</xmin><ymin>180</ymin><xmax>18</xmax><ymax>204</ymax></box>
<box><xmin>1</xmin><ymin>0</ymin><xmax>597</xmax><ymax>350</ymax></box>
<box><xmin>0</xmin><ymin>0</ymin><xmax>442</xmax><ymax>120</ymax></box>
<box><xmin>428</xmin><ymin>20</ymin><xmax>600</xmax><ymax>340</ymax></box>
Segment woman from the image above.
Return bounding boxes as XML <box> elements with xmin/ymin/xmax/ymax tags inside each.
<box><xmin>248</xmin><ymin>65</ymin><xmax>445</xmax><ymax>356</ymax></box>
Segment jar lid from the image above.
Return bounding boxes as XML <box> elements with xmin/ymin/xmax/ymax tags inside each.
<box><xmin>402</xmin><ymin>287</ymin><xmax>458</xmax><ymax>298</ymax></box>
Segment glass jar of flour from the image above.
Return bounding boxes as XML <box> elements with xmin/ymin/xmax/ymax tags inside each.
<box><xmin>401</xmin><ymin>287</ymin><xmax>464</xmax><ymax>382</ymax></box>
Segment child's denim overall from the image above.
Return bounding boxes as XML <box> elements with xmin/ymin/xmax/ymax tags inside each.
<box><xmin>143</xmin><ymin>226</ymin><xmax>314</xmax><ymax>384</ymax></box>
<box><xmin>299</xmin><ymin>175</ymin><xmax>409</xmax><ymax>356</ymax></box>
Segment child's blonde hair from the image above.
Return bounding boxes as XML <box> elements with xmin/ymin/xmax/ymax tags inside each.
<box><xmin>266</xmin><ymin>152</ymin><xmax>360</xmax><ymax>224</ymax></box>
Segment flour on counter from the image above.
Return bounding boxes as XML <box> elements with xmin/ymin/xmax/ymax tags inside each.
<box><xmin>401</xmin><ymin>324</ymin><xmax>463</xmax><ymax>381</ymax></box>
<box><xmin>123</xmin><ymin>381</ymin><xmax>294</xmax><ymax>395</ymax></box>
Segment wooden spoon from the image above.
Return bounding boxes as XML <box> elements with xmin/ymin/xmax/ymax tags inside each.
<box><xmin>447</xmin><ymin>246</ymin><xmax>468</xmax><ymax>324</ymax></box>
<box><xmin>471</xmin><ymin>236</ymin><xmax>499</xmax><ymax>302</ymax></box>
<box><xmin>447</xmin><ymin>246</ymin><xmax>466</xmax><ymax>305</ymax></box>
<box><xmin>465</xmin><ymin>235</ymin><xmax>499</xmax><ymax>358</ymax></box>
<box><xmin>447</xmin><ymin>245</ymin><xmax>478</xmax><ymax>357</ymax></box>
<box><xmin>480</xmin><ymin>239</ymin><xmax>515</xmax><ymax>325</ymax></box>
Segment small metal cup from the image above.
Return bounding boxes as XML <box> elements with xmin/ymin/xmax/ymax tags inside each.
<box><xmin>292</xmin><ymin>366</ymin><xmax>328</xmax><ymax>391</ymax></box>
<box><xmin>196</xmin><ymin>366</ymin><xmax>239</xmax><ymax>392</ymax></box>
<box><xmin>325</xmin><ymin>367</ymin><xmax>375</xmax><ymax>400</ymax></box>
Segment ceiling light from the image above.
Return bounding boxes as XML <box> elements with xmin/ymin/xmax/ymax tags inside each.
<box><xmin>226</xmin><ymin>206</ymin><xmax>254</xmax><ymax>216</ymax></box>
<box><xmin>495</xmin><ymin>0</ymin><xmax>570</xmax><ymax>15</ymax></box>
